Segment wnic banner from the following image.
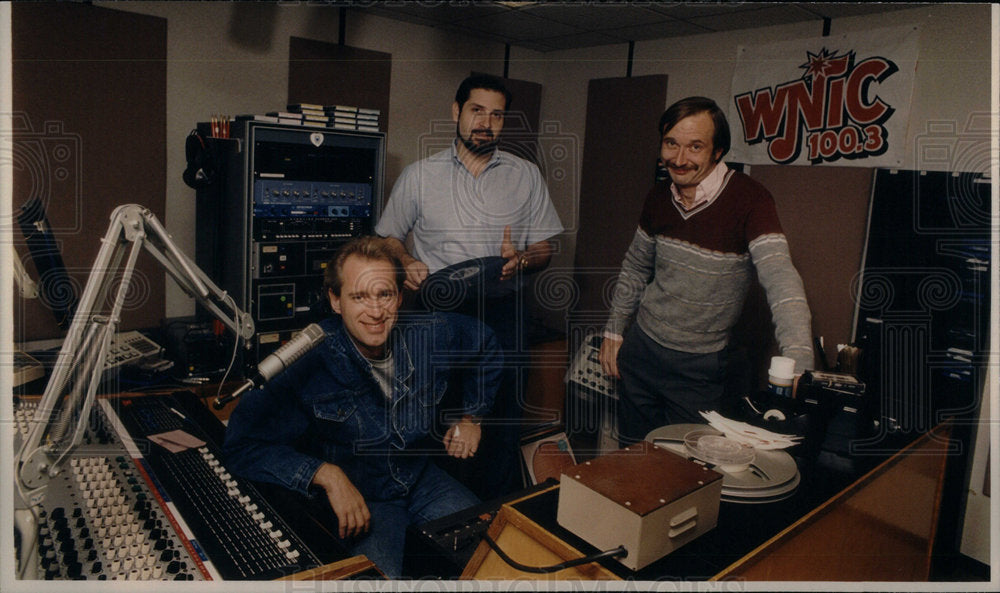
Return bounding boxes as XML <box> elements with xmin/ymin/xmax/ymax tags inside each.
<box><xmin>728</xmin><ymin>26</ymin><xmax>919</xmax><ymax>167</ymax></box>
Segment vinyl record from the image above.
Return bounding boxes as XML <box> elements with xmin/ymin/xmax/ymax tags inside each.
<box><xmin>417</xmin><ymin>256</ymin><xmax>511</xmax><ymax>310</ymax></box>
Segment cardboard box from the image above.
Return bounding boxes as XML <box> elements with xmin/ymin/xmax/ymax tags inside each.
<box><xmin>557</xmin><ymin>440</ymin><xmax>723</xmax><ymax>570</ymax></box>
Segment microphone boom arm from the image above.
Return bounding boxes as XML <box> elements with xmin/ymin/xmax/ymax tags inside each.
<box><xmin>14</xmin><ymin>204</ymin><xmax>254</xmax><ymax>578</ymax></box>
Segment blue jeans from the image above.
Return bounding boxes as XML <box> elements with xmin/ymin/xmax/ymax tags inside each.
<box><xmin>423</xmin><ymin>292</ymin><xmax>526</xmax><ymax>499</ymax></box>
<box><xmin>347</xmin><ymin>461</ymin><xmax>479</xmax><ymax>578</ymax></box>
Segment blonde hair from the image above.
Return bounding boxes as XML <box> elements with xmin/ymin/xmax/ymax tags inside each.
<box><xmin>323</xmin><ymin>236</ymin><xmax>404</xmax><ymax>296</ymax></box>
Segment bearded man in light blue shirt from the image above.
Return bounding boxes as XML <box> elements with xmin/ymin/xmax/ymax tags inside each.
<box><xmin>376</xmin><ymin>74</ymin><xmax>563</xmax><ymax>498</ymax></box>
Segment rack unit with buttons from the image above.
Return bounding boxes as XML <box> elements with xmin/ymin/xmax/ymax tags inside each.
<box><xmin>195</xmin><ymin>121</ymin><xmax>385</xmax><ymax>374</ymax></box>
<box><xmin>566</xmin><ymin>333</ymin><xmax>619</xmax><ymax>399</ymax></box>
<box><xmin>565</xmin><ymin>333</ymin><xmax>620</xmax><ymax>455</ymax></box>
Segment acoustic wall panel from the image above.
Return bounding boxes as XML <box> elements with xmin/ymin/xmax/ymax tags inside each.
<box><xmin>11</xmin><ymin>2</ymin><xmax>167</xmax><ymax>341</ymax></box>
<box><xmin>570</xmin><ymin>75</ymin><xmax>669</xmax><ymax>322</ymax></box>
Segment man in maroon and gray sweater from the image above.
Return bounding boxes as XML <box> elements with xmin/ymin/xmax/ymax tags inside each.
<box><xmin>600</xmin><ymin>96</ymin><xmax>814</xmax><ymax>444</ymax></box>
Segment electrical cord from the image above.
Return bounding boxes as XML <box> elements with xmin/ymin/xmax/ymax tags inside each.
<box><xmin>481</xmin><ymin>533</ymin><xmax>626</xmax><ymax>574</ymax></box>
<box><xmin>214</xmin><ymin>293</ymin><xmax>243</xmax><ymax>406</ymax></box>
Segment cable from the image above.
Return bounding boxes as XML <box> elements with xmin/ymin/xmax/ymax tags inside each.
<box><xmin>214</xmin><ymin>293</ymin><xmax>243</xmax><ymax>406</ymax></box>
<box><xmin>481</xmin><ymin>533</ymin><xmax>626</xmax><ymax>574</ymax></box>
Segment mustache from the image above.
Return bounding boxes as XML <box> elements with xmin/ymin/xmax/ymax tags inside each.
<box><xmin>471</xmin><ymin>129</ymin><xmax>494</xmax><ymax>138</ymax></box>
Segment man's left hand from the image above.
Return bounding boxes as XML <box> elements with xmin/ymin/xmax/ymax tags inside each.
<box><xmin>443</xmin><ymin>417</ymin><xmax>482</xmax><ymax>459</ymax></box>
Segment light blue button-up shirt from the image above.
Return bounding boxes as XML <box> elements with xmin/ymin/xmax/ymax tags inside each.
<box><xmin>376</xmin><ymin>143</ymin><xmax>564</xmax><ymax>274</ymax></box>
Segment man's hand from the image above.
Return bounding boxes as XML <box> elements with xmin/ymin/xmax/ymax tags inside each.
<box><xmin>500</xmin><ymin>225</ymin><xmax>519</xmax><ymax>281</ymax></box>
<box><xmin>311</xmin><ymin>463</ymin><xmax>371</xmax><ymax>538</ymax></box>
<box><xmin>599</xmin><ymin>335</ymin><xmax>623</xmax><ymax>379</ymax></box>
<box><xmin>443</xmin><ymin>417</ymin><xmax>482</xmax><ymax>459</ymax></box>
<box><xmin>401</xmin><ymin>255</ymin><xmax>429</xmax><ymax>291</ymax></box>
<box><xmin>383</xmin><ymin>236</ymin><xmax>429</xmax><ymax>291</ymax></box>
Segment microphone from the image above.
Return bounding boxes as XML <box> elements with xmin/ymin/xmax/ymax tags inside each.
<box><xmin>214</xmin><ymin>323</ymin><xmax>326</xmax><ymax>410</ymax></box>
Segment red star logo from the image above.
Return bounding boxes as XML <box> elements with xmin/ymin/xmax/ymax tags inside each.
<box><xmin>801</xmin><ymin>48</ymin><xmax>852</xmax><ymax>80</ymax></box>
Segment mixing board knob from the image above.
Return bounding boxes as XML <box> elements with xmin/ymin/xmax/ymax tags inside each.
<box><xmin>41</xmin><ymin>548</ymin><xmax>56</xmax><ymax>567</ymax></box>
<box><xmin>61</xmin><ymin>549</ymin><xmax>78</xmax><ymax>565</ymax></box>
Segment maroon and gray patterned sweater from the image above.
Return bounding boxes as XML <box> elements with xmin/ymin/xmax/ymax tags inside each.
<box><xmin>605</xmin><ymin>169</ymin><xmax>813</xmax><ymax>372</ymax></box>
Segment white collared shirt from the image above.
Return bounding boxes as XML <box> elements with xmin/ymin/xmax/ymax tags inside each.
<box><xmin>670</xmin><ymin>161</ymin><xmax>730</xmax><ymax>212</ymax></box>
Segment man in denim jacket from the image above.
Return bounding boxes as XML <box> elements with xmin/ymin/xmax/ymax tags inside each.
<box><xmin>223</xmin><ymin>237</ymin><xmax>502</xmax><ymax>577</ymax></box>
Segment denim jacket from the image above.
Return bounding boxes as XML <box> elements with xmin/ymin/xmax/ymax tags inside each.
<box><xmin>222</xmin><ymin>312</ymin><xmax>501</xmax><ymax>502</ymax></box>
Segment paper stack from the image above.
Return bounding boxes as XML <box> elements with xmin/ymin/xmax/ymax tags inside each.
<box><xmin>699</xmin><ymin>411</ymin><xmax>802</xmax><ymax>450</ymax></box>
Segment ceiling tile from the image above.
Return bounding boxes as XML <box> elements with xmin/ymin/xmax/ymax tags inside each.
<box><xmin>686</xmin><ymin>5</ymin><xmax>821</xmax><ymax>33</ymax></box>
<box><xmin>363</xmin><ymin>2</ymin><xmax>508</xmax><ymax>24</ymax></box>
<box><xmin>460</xmin><ymin>9</ymin><xmax>579</xmax><ymax>41</ymax></box>
<box><xmin>604</xmin><ymin>19</ymin><xmax>712</xmax><ymax>42</ymax></box>
<box><xmin>528</xmin><ymin>30</ymin><xmax>630</xmax><ymax>51</ymax></box>
<box><xmin>646</xmin><ymin>2</ymin><xmax>776</xmax><ymax>21</ymax></box>
<box><xmin>354</xmin><ymin>2</ymin><xmax>931</xmax><ymax>52</ymax></box>
<box><xmin>794</xmin><ymin>3</ymin><xmax>924</xmax><ymax>19</ymax></box>
<box><xmin>360</xmin><ymin>6</ymin><xmax>441</xmax><ymax>28</ymax></box>
<box><xmin>520</xmin><ymin>4</ymin><xmax>672</xmax><ymax>31</ymax></box>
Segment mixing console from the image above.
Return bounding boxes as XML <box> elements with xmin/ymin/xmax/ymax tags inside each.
<box><xmin>14</xmin><ymin>391</ymin><xmax>336</xmax><ymax>581</ymax></box>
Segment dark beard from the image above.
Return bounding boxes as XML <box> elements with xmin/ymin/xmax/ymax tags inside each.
<box><xmin>458</xmin><ymin>129</ymin><xmax>498</xmax><ymax>155</ymax></box>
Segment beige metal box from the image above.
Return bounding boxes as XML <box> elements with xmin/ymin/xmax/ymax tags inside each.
<box><xmin>557</xmin><ymin>440</ymin><xmax>723</xmax><ymax>570</ymax></box>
